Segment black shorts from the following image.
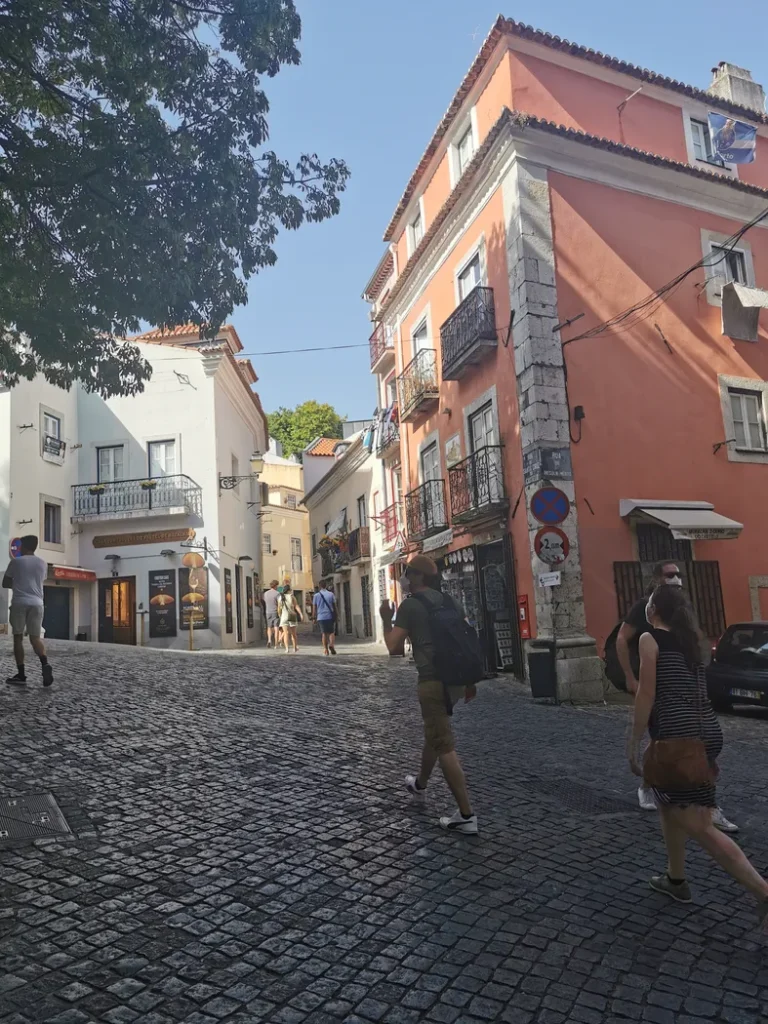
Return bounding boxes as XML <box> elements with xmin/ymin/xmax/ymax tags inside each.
<box><xmin>319</xmin><ymin>619</ymin><xmax>336</xmax><ymax>635</ymax></box>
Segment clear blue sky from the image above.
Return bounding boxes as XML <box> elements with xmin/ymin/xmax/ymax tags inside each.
<box><xmin>238</xmin><ymin>0</ymin><xmax>767</xmax><ymax>420</ymax></box>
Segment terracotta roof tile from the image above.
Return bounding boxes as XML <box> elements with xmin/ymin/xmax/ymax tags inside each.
<box><xmin>363</xmin><ymin>251</ymin><xmax>394</xmax><ymax>302</ymax></box>
<box><xmin>306</xmin><ymin>437</ymin><xmax>344</xmax><ymax>457</ymax></box>
<box><xmin>382</xmin><ymin>16</ymin><xmax>768</xmax><ymax>242</ymax></box>
<box><xmin>379</xmin><ymin>107</ymin><xmax>768</xmax><ymax>318</ymax></box>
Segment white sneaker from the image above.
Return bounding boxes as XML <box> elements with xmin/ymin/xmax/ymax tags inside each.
<box><xmin>713</xmin><ymin>808</ymin><xmax>739</xmax><ymax>833</ymax></box>
<box><xmin>405</xmin><ymin>774</ymin><xmax>425</xmax><ymax>797</ymax></box>
<box><xmin>439</xmin><ymin>809</ymin><xmax>478</xmax><ymax>834</ymax></box>
<box><xmin>638</xmin><ymin>786</ymin><xmax>657</xmax><ymax>811</ymax></box>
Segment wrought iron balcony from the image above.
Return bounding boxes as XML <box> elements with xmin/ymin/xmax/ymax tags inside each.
<box><xmin>448</xmin><ymin>446</ymin><xmax>507</xmax><ymax>523</ymax></box>
<box><xmin>397</xmin><ymin>349</ymin><xmax>439</xmax><ymax>421</ymax></box>
<box><xmin>348</xmin><ymin>526</ymin><xmax>371</xmax><ymax>563</ymax></box>
<box><xmin>379</xmin><ymin>502</ymin><xmax>401</xmax><ymax>545</ymax></box>
<box><xmin>405</xmin><ymin>479</ymin><xmax>448</xmax><ymax>541</ymax></box>
<box><xmin>376</xmin><ymin>410</ymin><xmax>400</xmax><ymax>458</ymax></box>
<box><xmin>369</xmin><ymin>322</ymin><xmax>395</xmax><ymax>371</ymax></box>
<box><xmin>441</xmin><ymin>285</ymin><xmax>497</xmax><ymax>381</ymax></box>
<box><xmin>320</xmin><ymin>540</ymin><xmax>349</xmax><ymax>576</ymax></box>
<box><xmin>72</xmin><ymin>475</ymin><xmax>203</xmax><ymax>522</ymax></box>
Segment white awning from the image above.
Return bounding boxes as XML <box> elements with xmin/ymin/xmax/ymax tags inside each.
<box><xmin>422</xmin><ymin>528</ymin><xmax>454</xmax><ymax>553</ymax></box>
<box><xmin>378</xmin><ymin>548</ymin><xmax>404</xmax><ymax>567</ymax></box>
<box><xmin>722</xmin><ymin>281</ymin><xmax>768</xmax><ymax>342</ymax></box>
<box><xmin>620</xmin><ymin>499</ymin><xmax>743</xmax><ymax>541</ymax></box>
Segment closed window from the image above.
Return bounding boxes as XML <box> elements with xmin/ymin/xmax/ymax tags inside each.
<box><xmin>408</xmin><ymin>207</ymin><xmax>424</xmax><ymax>252</ymax></box>
<box><xmin>710</xmin><ymin>244</ymin><xmax>747</xmax><ymax>285</ymax></box>
<box><xmin>412</xmin><ymin>319</ymin><xmax>428</xmax><ymax>356</ymax></box>
<box><xmin>469</xmin><ymin>401</ymin><xmax>497</xmax><ymax>451</ymax></box>
<box><xmin>262</xmin><ymin>532</ymin><xmax>272</xmax><ymax>553</ymax></box>
<box><xmin>148</xmin><ymin>440</ymin><xmax>176</xmax><ymax>477</ymax></box>
<box><xmin>458</xmin><ymin>253</ymin><xmax>482</xmax><ymax>301</ymax></box>
<box><xmin>285</xmin><ymin>493</ymin><xmax>297</xmax><ymax>509</ymax></box>
<box><xmin>44</xmin><ymin>502</ymin><xmax>62</xmax><ymax>545</ymax></box>
<box><xmin>457</xmin><ymin>126</ymin><xmax>475</xmax><ymax>175</ymax></box>
<box><xmin>291</xmin><ymin>537</ymin><xmax>302</xmax><ymax>573</ymax></box>
<box><xmin>43</xmin><ymin>413</ymin><xmax>61</xmax><ymax>440</ymax></box>
<box><xmin>729</xmin><ymin>389</ymin><xmax>766</xmax><ymax>451</ymax></box>
<box><xmin>98</xmin><ymin>445</ymin><xmax>124</xmax><ymax>483</ymax></box>
<box><xmin>421</xmin><ymin>442</ymin><xmax>440</xmax><ymax>482</ymax></box>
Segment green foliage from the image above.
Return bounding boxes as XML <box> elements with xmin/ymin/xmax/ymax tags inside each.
<box><xmin>268</xmin><ymin>401</ymin><xmax>343</xmax><ymax>458</ymax></box>
<box><xmin>0</xmin><ymin>1</ymin><xmax>349</xmax><ymax>395</ymax></box>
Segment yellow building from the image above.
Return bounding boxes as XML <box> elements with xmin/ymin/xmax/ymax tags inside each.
<box><xmin>260</xmin><ymin>444</ymin><xmax>314</xmax><ymax>615</ymax></box>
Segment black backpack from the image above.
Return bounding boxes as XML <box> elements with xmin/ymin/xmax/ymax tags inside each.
<box><xmin>603</xmin><ymin>621</ymin><xmax>638</xmax><ymax>693</ymax></box>
<box><xmin>412</xmin><ymin>591</ymin><xmax>484</xmax><ymax>687</ymax></box>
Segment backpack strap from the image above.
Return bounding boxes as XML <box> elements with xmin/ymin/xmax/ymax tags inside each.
<box><xmin>411</xmin><ymin>591</ymin><xmax>444</xmax><ymax>612</ymax></box>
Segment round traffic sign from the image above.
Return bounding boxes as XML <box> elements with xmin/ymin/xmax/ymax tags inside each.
<box><xmin>531</xmin><ymin>487</ymin><xmax>570</xmax><ymax>525</ymax></box>
<box><xmin>534</xmin><ymin>526</ymin><xmax>570</xmax><ymax>566</ymax></box>
<box><xmin>9</xmin><ymin>537</ymin><xmax>22</xmax><ymax>559</ymax></box>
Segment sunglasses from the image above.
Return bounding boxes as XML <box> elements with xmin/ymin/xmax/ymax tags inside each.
<box><xmin>662</xmin><ymin>570</ymin><xmax>680</xmax><ymax>579</ymax></box>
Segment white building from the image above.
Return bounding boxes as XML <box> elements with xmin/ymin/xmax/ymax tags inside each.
<box><xmin>0</xmin><ymin>325</ymin><xmax>269</xmax><ymax>650</ymax></box>
<box><xmin>303</xmin><ymin>431</ymin><xmax>397</xmax><ymax>644</ymax></box>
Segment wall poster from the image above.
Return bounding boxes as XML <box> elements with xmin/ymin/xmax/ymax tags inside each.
<box><xmin>148</xmin><ymin>570</ymin><xmax>177</xmax><ymax>638</ymax></box>
<box><xmin>246</xmin><ymin>575</ymin><xmax>254</xmax><ymax>628</ymax></box>
<box><xmin>224</xmin><ymin>567</ymin><xmax>233</xmax><ymax>633</ymax></box>
<box><xmin>179</xmin><ymin>566</ymin><xmax>209</xmax><ymax>631</ymax></box>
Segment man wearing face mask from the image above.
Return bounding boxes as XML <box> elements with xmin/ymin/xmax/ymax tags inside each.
<box><xmin>617</xmin><ymin>562</ymin><xmax>738</xmax><ymax>832</ymax></box>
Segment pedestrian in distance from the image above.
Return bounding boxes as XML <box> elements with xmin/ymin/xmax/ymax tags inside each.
<box><xmin>278</xmin><ymin>583</ymin><xmax>302</xmax><ymax>653</ymax></box>
<box><xmin>617</xmin><ymin>561</ymin><xmax>738</xmax><ymax>834</ymax></box>
<box><xmin>3</xmin><ymin>535</ymin><xmax>54</xmax><ymax>688</ymax></box>
<box><xmin>313</xmin><ymin>581</ymin><xmax>337</xmax><ymax>656</ymax></box>
<box><xmin>262</xmin><ymin>580</ymin><xmax>281</xmax><ymax>649</ymax></box>
<box><xmin>629</xmin><ymin>584</ymin><xmax>768</xmax><ymax>927</ymax></box>
<box><xmin>380</xmin><ymin>554</ymin><xmax>483</xmax><ymax>835</ymax></box>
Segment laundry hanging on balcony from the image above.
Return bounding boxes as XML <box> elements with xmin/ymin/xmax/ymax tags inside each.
<box><xmin>707</xmin><ymin>112</ymin><xmax>757</xmax><ymax>164</ymax></box>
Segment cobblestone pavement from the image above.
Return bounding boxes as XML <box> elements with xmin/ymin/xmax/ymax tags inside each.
<box><xmin>1</xmin><ymin>638</ymin><xmax>767</xmax><ymax>1024</ymax></box>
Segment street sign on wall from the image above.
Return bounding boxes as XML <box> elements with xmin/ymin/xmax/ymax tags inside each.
<box><xmin>9</xmin><ymin>538</ymin><xmax>22</xmax><ymax>558</ymax></box>
<box><xmin>531</xmin><ymin>487</ymin><xmax>570</xmax><ymax>525</ymax></box>
<box><xmin>534</xmin><ymin>526</ymin><xmax>570</xmax><ymax>566</ymax></box>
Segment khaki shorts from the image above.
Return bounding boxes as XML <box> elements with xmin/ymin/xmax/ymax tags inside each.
<box><xmin>10</xmin><ymin>605</ymin><xmax>44</xmax><ymax>638</ymax></box>
<box><xmin>418</xmin><ymin>680</ymin><xmax>466</xmax><ymax>756</ymax></box>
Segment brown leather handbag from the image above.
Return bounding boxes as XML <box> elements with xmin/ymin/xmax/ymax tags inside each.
<box><xmin>643</xmin><ymin>665</ymin><xmax>715</xmax><ymax>791</ymax></box>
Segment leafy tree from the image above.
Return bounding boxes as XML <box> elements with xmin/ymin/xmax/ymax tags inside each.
<box><xmin>0</xmin><ymin>1</ymin><xmax>349</xmax><ymax>395</ymax></box>
<box><xmin>269</xmin><ymin>401</ymin><xmax>343</xmax><ymax>458</ymax></box>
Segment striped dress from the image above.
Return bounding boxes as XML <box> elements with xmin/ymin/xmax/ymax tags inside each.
<box><xmin>648</xmin><ymin>628</ymin><xmax>723</xmax><ymax>809</ymax></box>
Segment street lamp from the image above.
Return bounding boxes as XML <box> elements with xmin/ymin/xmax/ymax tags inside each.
<box><xmin>219</xmin><ymin>451</ymin><xmax>265</xmax><ymax>491</ymax></box>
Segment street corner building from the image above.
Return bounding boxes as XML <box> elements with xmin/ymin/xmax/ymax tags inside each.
<box><xmin>362</xmin><ymin>18</ymin><xmax>768</xmax><ymax>700</ymax></box>
<box><xmin>0</xmin><ymin>325</ymin><xmax>269</xmax><ymax>650</ymax></box>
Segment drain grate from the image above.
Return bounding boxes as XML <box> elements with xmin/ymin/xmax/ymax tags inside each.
<box><xmin>0</xmin><ymin>792</ymin><xmax>72</xmax><ymax>843</ymax></box>
<box><xmin>522</xmin><ymin>778</ymin><xmax>637</xmax><ymax>816</ymax></box>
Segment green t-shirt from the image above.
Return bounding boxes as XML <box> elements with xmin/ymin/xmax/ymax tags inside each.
<box><xmin>394</xmin><ymin>590</ymin><xmax>464</xmax><ymax>682</ymax></box>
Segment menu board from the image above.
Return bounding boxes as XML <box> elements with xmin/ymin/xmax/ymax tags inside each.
<box><xmin>179</xmin><ymin>566</ymin><xmax>209</xmax><ymax>631</ymax></box>
<box><xmin>148</xmin><ymin>570</ymin><xmax>177</xmax><ymax>638</ymax></box>
<box><xmin>246</xmin><ymin>575</ymin><xmax>254</xmax><ymax>628</ymax></box>
<box><xmin>224</xmin><ymin>568</ymin><xmax>233</xmax><ymax>634</ymax></box>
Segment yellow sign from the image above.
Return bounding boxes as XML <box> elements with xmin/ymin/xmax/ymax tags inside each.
<box><xmin>93</xmin><ymin>528</ymin><xmax>194</xmax><ymax>549</ymax></box>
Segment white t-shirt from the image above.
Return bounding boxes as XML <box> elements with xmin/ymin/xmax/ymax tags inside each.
<box><xmin>5</xmin><ymin>555</ymin><xmax>47</xmax><ymax>607</ymax></box>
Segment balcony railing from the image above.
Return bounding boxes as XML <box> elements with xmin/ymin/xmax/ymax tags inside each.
<box><xmin>369</xmin><ymin>322</ymin><xmax>395</xmax><ymax>370</ymax></box>
<box><xmin>448</xmin><ymin>446</ymin><xmax>507</xmax><ymax>523</ymax></box>
<box><xmin>379</xmin><ymin>503</ymin><xmax>401</xmax><ymax>545</ymax></box>
<box><xmin>320</xmin><ymin>541</ymin><xmax>350</xmax><ymax>576</ymax></box>
<box><xmin>72</xmin><ymin>475</ymin><xmax>203</xmax><ymax>522</ymax></box>
<box><xmin>405</xmin><ymin>479</ymin><xmax>448</xmax><ymax>541</ymax></box>
<box><xmin>397</xmin><ymin>349</ymin><xmax>439</xmax><ymax>421</ymax></box>
<box><xmin>441</xmin><ymin>285</ymin><xmax>497</xmax><ymax>381</ymax></box>
<box><xmin>348</xmin><ymin>526</ymin><xmax>371</xmax><ymax>563</ymax></box>
<box><xmin>376</xmin><ymin>411</ymin><xmax>400</xmax><ymax>457</ymax></box>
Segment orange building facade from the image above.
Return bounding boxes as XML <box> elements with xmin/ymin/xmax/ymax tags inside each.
<box><xmin>364</xmin><ymin>18</ymin><xmax>768</xmax><ymax>700</ymax></box>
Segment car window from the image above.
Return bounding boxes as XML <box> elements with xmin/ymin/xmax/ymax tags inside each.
<box><xmin>718</xmin><ymin>627</ymin><xmax>768</xmax><ymax>664</ymax></box>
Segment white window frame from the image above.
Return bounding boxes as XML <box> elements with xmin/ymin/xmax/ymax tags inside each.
<box><xmin>406</xmin><ymin>198</ymin><xmax>425</xmax><ymax>258</ymax></box>
<box><xmin>39</xmin><ymin>493</ymin><xmax>65</xmax><ymax>552</ymax></box>
<box><xmin>448</xmin><ymin>108</ymin><xmax>479</xmax><ymax>187</ymax></box>
<box><xmin>682</xmin><ymin>109</ymin><xmax>737</xmax><ymax>177</ymax></box>
<box><xmin>718</xmin><ymin>374</ymin><xmax>768</xmax><ymax>465</ymax></box>
<box><xmin>285</xmin><ymin>493</ymin><xmax>297</xmax><ymax>510</ymax></box>
<box><xmin>290</xmin><ymin>537</ymin><xmax>302</xmax><ymax>573</ymax></box>
<box><xmin>730</xmin><ymin>390</ymin><xmax>766</xmax><ymax>452</ymax></box>
<box><xmin>262</xmin><ymin>532</ymin><xmax>272</xmax><ymax>553</ymax></box>
<box><xmin>357</xmin><ymin>494</ymin><xmax>367</xmax><ymax>528</ymax></box>
<box><xmin>39</xmin><ymin>405</ymin><xmax>66</xmax><ymax>465</ymax></box>
<box><xmin>97</xmin><ymin>445</ymin><xmax>125</xmax><ymax>483</ymax></box>
<box><xmin>454</xmin><ymin>237</ymin><xmax>486</xmax><ymax>305</ymax></box>
<box><xmin>409</xmin><ymin>307</ymin><xmax>432</xmax><ymax>364</ymax></box>
<box><xmin>146</xmin><ymin>437</ymin><xmax>179</xmax><ymax>478</ymax></box>
<box><xmin>418</xmin><ymin>430</ymin><xmax>442</xmax><ymax>484</ymax></box>
<box><xmin>701</xmin><ymin>229</ymin><xmax>755</xmax><ymax>307</ymax></box>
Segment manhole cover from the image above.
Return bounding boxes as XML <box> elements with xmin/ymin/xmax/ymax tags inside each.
<box><xmin>0</xmin><ymin>793</ymin><xmax>72</xmax><ymax>842</ymax></box>
<box><xmin>523</xmin><ymin>778</ymin><xmax>636</xmax><ymax>815</ymax></box>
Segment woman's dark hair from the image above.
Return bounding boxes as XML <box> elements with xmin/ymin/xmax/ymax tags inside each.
<box><xmin>649</xmin><ymin>585</ymin><xmax>703</xmax><ymax>666</ymax></box>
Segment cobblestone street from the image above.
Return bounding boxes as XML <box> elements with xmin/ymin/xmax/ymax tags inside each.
<box><xmin>1</xmin><ymin>638</ymin><xmax>767</xmax><ymax>1024</ymax></box>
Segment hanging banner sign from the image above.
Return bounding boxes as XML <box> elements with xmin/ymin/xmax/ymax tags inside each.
<box><xmin>179</xmin><ymin>566</ymin><xmax>209</xmax><ymax>631</ymax></box>
<box><xmin>708</xmin><ymin>112</ymin><xmax>757</xmax><ymax>165</ymax></box>
<box><xmin>148</xmin><ymin>570</ymin><xmax>177</xmax><ymax>638</ymax></box>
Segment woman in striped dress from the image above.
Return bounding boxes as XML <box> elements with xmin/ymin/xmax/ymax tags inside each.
<box><xmin>629</xmin><ymin>585</ymin><xmax>768</xmax><ymax>926</ymax></box>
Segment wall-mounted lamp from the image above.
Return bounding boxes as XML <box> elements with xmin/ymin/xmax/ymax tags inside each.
<box><xmin>219</xmin><ymin>450</ymin><xmax>265</xmax><ymax>491</ymax></box>
<box><xmin>160</xmin><ymin>549</ymin><xmax>176</xmax><ymax>557</ymax></box>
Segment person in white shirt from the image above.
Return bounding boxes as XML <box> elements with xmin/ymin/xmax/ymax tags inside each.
<box><xmin>2</xmin><ymin>535</ymin><xmax>54</xmax><ymax>687</ymax></box>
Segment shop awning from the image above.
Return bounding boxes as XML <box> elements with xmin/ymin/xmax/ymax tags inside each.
<box><xmin>722</xmin><ymin>281</ymin><xmax>768</xmax><ymax>342</ymax></box>
<box><xmin>620</xmin><ymin>500</ymin><xmax>743</xmax><ymax>541</ymax></box>
<box><xmin>48</xmin><ymin>565</ymin><xmax>97</xmax><ymax>582</ymax></box>
<box><xmin>422</xmin><ymin>529</ymin><xmax>454</xmax><ymax>554</ymax></box>
<box><xmin>379</xmin><ymin>547</ymin><xmax>404</xmax><ymax>567</ymax></box>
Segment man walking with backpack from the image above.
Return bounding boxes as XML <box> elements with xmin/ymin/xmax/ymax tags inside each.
<box><xmin>380</xmin><ymin>554</ymin><xmax>482</xmax><ymax>834</ymax></box>
<box><xmin>313</xmin><ymin>582</ymin><xmax>337</xmax><ymax>656</ymax></box>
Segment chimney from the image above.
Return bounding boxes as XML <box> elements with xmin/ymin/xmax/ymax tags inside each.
<box><xmin>708</xmin><ymin>62</ymin><xmax>765</xmax><ymax>114</ymax></box>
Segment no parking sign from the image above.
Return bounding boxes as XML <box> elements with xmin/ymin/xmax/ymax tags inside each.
<box><xmin>9</xmin><ymin>538</ymin><xmax>22</xmax><ymax>559</ymax></box>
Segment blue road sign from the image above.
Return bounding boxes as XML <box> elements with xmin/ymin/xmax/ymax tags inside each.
<box><xmin>531</xmin><ymin>487</ymin><xmax>570</xmax><ymax>526</ymax></box>
<box><xmin>9</xmin><ymin>537</ymin><xmax>22</xmax><ymax>558</ymax></box>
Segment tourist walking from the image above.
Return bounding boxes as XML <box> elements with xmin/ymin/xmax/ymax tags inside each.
<box><xmin>3</xmin><ymin>536</ymin><xmax>54</xmax><ymax>687</ymax></box>
<box><xmin>617</xmin><ymin>561</ymin><xmax>738</xmax><ymax>833</ymax></box>
<box><xmin>278</xmin><ymin>584</ymin><xmax>302</xmax><ymax>652</ymax></box>
<box><xmin>262</xmin><ymin>580</ymin><xmax>281</xmax><ymax>649</ymax></box>
<box><xmin>380</xmin><ymin>555</ymin><xmax>483</xmax><ymax>834</ymax></box>
<box><xmin>313</xmin><ymin>582</ymin><xmax>337</xmax><ymax>656</ymax></box>
<box><xmin>629</xmin><ymin>584</ymin><xmax>768</xmax><ymax>926</ymax></box>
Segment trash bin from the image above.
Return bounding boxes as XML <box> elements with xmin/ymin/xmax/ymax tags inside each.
<box><xmin>528</xmin><ymin>639</ymin><xmax>558</xmax><ymax>701</ymax></box>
